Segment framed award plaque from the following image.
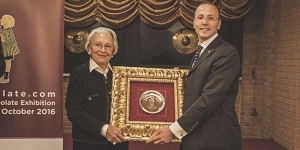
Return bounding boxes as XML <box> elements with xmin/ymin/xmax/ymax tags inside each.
<box><xmin>110</xmin><ymin>66</ymin><xmax>188</xmax><ymax>142</ymax></box>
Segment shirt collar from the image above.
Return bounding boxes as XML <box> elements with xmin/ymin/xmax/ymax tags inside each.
<box><xmin>199</xmin><ymin>33</ymin><xmax>218</xmax><ymax>49</ymax></box>
<box><xmin>89</xmin><ymin>58</ymin><xmax>112</xmax><ymax>74</ymax></box>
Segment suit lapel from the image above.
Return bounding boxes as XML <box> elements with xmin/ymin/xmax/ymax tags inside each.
<box><xmin>189</xmin><ymin>36</ymin><xmax>222</xmax><ymax>73</ymax></box>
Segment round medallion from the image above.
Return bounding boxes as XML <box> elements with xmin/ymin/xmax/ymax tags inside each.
<box><xmin>139</xmin><ymin>90</ymin><xmax>165</xmax><ymax>114</ymax></box>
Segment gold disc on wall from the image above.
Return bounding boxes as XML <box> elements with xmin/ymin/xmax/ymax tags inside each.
<box><xmin>172</xmin><ymin>28</ymin><xmax>198</xmax><ymax>54</ymax></box>
<box><xmin>64</xmin><ymin>29</ymin><xmax>89</xmax><ymax>53</ymax></box>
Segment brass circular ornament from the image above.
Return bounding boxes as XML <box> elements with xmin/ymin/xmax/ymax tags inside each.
<box><xmin>139</xmin><ymin>90</ymin><xmax>165</xmax><ymax>114</ymax></box>
<box><xmin>64</xmin><ymin>29</ymin><xmax>89</xmax><ymax>53</ymax></box>
<box><xmin>172</xmin><ymin>28</ymin><xmax>198</xmax><ymax>54</ymax></box>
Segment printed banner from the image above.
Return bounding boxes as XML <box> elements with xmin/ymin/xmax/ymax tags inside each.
<box><xmin>0</xmin><ymin>0</ymin><xmax>64</xmax><ymax>149</ymax></box>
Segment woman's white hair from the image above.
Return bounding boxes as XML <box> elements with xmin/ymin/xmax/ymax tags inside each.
<box><xmin>85</xmin><ymin>27</ymin><xmax>118</xmax><ymax>55</ymax></box>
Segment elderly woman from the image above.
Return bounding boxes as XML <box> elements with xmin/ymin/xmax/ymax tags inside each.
<box><xmin>65</xmin><ymin>27</ymin><xmax>127</xmax><ymax>150</ymax></box>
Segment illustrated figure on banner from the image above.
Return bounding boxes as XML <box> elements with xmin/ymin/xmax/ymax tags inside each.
<box><xmin>0</xmin><ymin>14</ymin><xmax>20</xmax><ymax>84</ymax></box>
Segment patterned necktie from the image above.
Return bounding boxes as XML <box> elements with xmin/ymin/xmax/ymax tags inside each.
<box><xmin>190</xmin><ymin>45</ymin><xmax>203</xmax><ymax>69</ymax></box>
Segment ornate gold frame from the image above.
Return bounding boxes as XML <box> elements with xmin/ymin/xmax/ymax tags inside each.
<box><xmin>110</xmin><ymin>66</ymin><xmax>189</xmax><ymax>142</ymax></box>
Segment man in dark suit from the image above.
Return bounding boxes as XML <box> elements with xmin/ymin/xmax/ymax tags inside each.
<box><xmin>146</xmin><ymin>1</ymin><xmax>242</xmax><ymax>150</ymax></box>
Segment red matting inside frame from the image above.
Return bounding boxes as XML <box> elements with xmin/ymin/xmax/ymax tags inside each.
<box><xmin>129</xmin><ymin>81</ymin><xmax>175</xmax><ymax>122</ymax></box>
<box><xmin>129</xmin><ymin>141</ymin><xmax>180</xmax><ymax>150</ymax></box>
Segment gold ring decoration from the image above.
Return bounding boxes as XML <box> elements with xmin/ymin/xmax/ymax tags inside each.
<box><xmin>64</xmin><ymin>28</ymin><xmax>89</xmax><ymax>53</ymax></box>
<box><xmin>139</xmin><ymin>90</ymin><xmax>165</xmax><ymax>114</ymax></box>
<box><xmin>172</xmin><ymin>28</ymin><xmax>198</xmax><ymax>54</ymax></box>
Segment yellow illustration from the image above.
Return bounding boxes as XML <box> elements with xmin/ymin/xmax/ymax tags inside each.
<box><xmin>0</xmin><ymin>14</ymin><xmax>20</xmax><ymax>84</ymax></box>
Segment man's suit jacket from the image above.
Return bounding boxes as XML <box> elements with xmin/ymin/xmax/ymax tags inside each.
<box><xmin>177</xmin><ymin>36</ymin><xmax>242</xmax><ymax>150</ymax></box>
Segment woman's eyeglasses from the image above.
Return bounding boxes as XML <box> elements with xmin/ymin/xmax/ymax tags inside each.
<box><xmin>89</xmin><ymin>42</ymin><xmax>113</xmax><ymax>51</ymax></box>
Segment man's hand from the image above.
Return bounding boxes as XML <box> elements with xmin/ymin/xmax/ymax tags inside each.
<box><xmin>106</xmin><ymin>125</ymin><xmax>126</xmax><ymax>144</ymax></box>
<box><xmin>146</xmin><ymin>127</ymin><xmax>174</xmax><ymax>145</ymax></box>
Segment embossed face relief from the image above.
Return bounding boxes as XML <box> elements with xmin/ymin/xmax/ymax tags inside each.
<box><xmin>139</xmin><ymin>90</ymin><xmax>165</xmax><ymax>114</ymax></box>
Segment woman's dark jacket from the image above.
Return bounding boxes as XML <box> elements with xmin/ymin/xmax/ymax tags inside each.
<box><xmin>65</xmin><ymin>63</ymin><xmax>112</xmax><ymax>144</ymax></box>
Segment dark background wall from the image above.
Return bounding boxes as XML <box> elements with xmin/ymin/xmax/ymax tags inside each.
<box><xmin>241</xmin><ymin>0</ymin><xmax>300</xmax><ymax>149</ymax></box>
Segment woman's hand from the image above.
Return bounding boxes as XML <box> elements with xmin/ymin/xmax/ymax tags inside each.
<box><xmin>106</xmin><ymin>125</ymin><xmax>126</xmax><ymax>145</ymax></box>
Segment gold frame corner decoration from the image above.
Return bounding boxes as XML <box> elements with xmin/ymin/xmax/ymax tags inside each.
<box><xmin>110</xmin><ymin>66</ymin><xmax>189</xmax><ymax>142</ymax></box>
